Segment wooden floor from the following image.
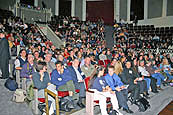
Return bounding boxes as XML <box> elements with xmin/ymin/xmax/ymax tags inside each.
<box><xmin>159</xmin><ymin>101</ymin><xmax>173</xmax><ymax>115</ymax></box>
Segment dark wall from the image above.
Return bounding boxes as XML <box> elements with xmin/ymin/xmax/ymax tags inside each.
<box><xmin>148</xmin><ymin>0</ymin><xmax>162</xmax><ymax>19</ymax></box>
<box><xmin>130</xmin><ymin>0</ymin><xmax>144</xmax><ymax>21</ymax></box>
<box><xmin>59</xmin><ymin>0</ymin><xmax>71</xmax><ymax>16</ymax></box>
<box><xmin>167</xmin><ymin>0</ymin><xmax>173</xmax><ymax>16</ymax></box>
<box><xmin>0</xmin><ymin>0</ymin><xmax>16</xmax><ymax>10</ymax></box>
<box><xmin>86</xmin><ymin>0</ymin><xmax>114</xmax><ymax>25</ymax></box>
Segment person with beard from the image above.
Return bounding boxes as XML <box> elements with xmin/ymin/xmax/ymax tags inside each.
<box><xmin>0</xmin><ymin>29</ymin><xmax>10</xmax><ymax>79</ymax></box>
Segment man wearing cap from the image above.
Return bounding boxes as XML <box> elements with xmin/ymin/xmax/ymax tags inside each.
<box><xmin>0</xmin><ymin>29</ymin><xmax>10</xmax><ymax>79</ymax></box>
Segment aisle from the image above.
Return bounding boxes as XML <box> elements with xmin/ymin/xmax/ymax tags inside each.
<box><xmin>105</xmin><ymin>26</ymin><xmax>114</xmax><ymax>49</ymax></box>
<box><xmin>0</xmin><ymin>79</ymin><xmax>33</xmax><ymax>115</ymax></box>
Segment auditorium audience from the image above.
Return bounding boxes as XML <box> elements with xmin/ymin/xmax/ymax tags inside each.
<box><xmin>1</xmin><ymin>12</ymin><xmax>173</xmax><ymax>114</ymax></box>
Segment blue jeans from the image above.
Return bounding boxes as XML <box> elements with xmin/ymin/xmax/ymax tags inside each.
<box><xmin>151</xmin><ymin>73</ymin><xmax>165</xmax><ymax>86</ymax></box>
<box><xmin>144</xmin><ymin>78</ymin><xmax>151</xmax><ymax>91</ymax></box>
<box><xmin>166</xmin><ymin>73</ymin><xmax>173</xmax><ymax>80</ymax></box>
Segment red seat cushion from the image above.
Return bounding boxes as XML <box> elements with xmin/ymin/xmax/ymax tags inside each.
<box><xmin>38</xmin><ymin>98</ymin><xmax>45</xmax><ymax>103</ymax></box>
<box><xmin>94</xmin><ymin>97</ymin><xmax>111</xmax><ymax>104</ymax></box>
<box><xmin>98</xmin><ymin>60</ymin><xmax>104</xmax><ymax>65</ymax></box>
<box><xmin>84</xmin><ymin>77</ymin><xmax>91</xmax><ymax>91</ymax></box>
<box><xmin>58</xmin><ymin>89</ymin><xmax>80</xmax><ymax>97</ymax></box>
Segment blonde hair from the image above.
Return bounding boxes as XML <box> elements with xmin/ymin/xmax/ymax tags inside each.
<box><xmin>162</xmin><ymin>58</ymin><xmax>169</xmax><ymax>65</ymax></box>
<box><xmin>114</xmin><ymin>61</ymin><xmax>123</xmax><ymax>75</ymax></box>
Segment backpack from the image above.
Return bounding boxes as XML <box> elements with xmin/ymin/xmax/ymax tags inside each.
<box><xmin>4</xmin><ymin>77</ymin><xmax>18</xmax><ymax>91</ymax></box>
<box><xmin>11</xmin><ymin>89</ymin><xmax>26</xmax><ymax>103</ymax></box>
<box><xmin>26</xmin><ymin>82</ymin><xmax>34</xmax><ymax>101</ymax></box>
<box><xmin>137</xmin><ymin>97</ymin><xmax>150</xmax><ymax>112</ymax></box>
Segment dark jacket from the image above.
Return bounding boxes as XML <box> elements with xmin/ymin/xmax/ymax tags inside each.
<box><xmin>67</xmin><ymin>66</ymin><xmax>85</xmax><ymax>83</ymax></box>
<box><xmin>120</xmin><ymin>67</ymin><xmax>135</xmax><ymax>85</ymax></box>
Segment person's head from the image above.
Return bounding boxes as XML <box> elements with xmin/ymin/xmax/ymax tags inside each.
<box><xmin>133</xmin><ymin>58</ymin><xmax>138</xmax><ymax>66</ymax></box>
<box><xmin>45</xmin><ymin>53</ymin><xmax>52</xmax><ymax>62</ymax></box>
<box><xmin>27</xmin><ymin>53</ymin><xmax>34</xmax><ymax>64</ymax></box>
<box><xmin>108</xmin><ymin>65</ymin><xmax>115</xmax><ymax>76</ymax></box>
<box><xmin>34</xmin><ymin>51</ymin><xmax>39</xmax><ymax>59</ymax></box>
<box><xmin>111</xmin><ymin>58</ymin><xmax>118</xmax><ymax>66</ymax></box>
<box><xmin>139</xmin><ymin>60</ymin><xmax>145</xmax><ymax>67</ymax></box>
<box><xmin>20</xmin><ymin>49</ymin><xmax>27</xmax><ymax>58</ymax></box>
<box><xmin>84</xmin><ymin>56</ymin><xmax>91</xmax><ymax>65</ymax></box>
<box><xmin>146</xmin><ymin>60</ymin><xmax>152</xmax><ymax>66</ymax></box>
<box><xmin>97</xmin><ymin>66</ymin><xmax>105</xmax><ymax>77</ymax></box>
<box><xmin>102</xmin><ymin>50</ymin><xmax>106</xmax><ymax>55</ymax></box>
<box><xmin>114</xmin><ymin>61</ymin><xmax>123</xmax><ymax>75</ymax></box>
<box><xmin>72</xmin><ymin>58</ymin><xmax>79</xmax><ymax>68</ymax></box>
<box><xmin>162</xmin><ymin>58</ymin><xmax>169</xmax><ymax>65</ymax></box>
<box><xmin>125</xmin><ymin>61</ymin><xmax>131</xmax><ymax>69</ymax></box>
<box><xmin>57</xmin><ymin>54</ymin><xmax>64</xmax><ymax>62</ymax></box>
<box><xmin>0</xmin><ymin>29</ymin><xmax>5</xmax><ymax>38</ymax></box>
<box><xmin>55</xmin><ymin>61</ymin><xmax>63</xmax><ymax>72</ymax></box>
<box><xmin>70</xmin><ymin>50</ymin><xmax>74</xmax><ymax>56</ymax></box>
<box><xmin>35</xmin><ymin>61</ymin><xmax>47</xmax><ymax>72</ymax></box>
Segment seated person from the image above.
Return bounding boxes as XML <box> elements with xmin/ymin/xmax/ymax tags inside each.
<box><xmin>51</xmin><ymin>61</ymin><xmax>78</xmax><ymax>107</ymax></box>
<box><xmin>105</xmin><ymin>66</ymin><xmax>133</xmax><ymax>114</ymax></box>
<box><xmin>81</xmin><ymin>55</ymin><xmax>96</xmax><ymax>77</ymax></box>
<box><xmin>145</xmin><ymin>60</ymin><xmax>165</xmax><ymax>90</ymax></box>
<box><xmin>132</xmin><ymin>58</ymin><xmax>148</xmax><ymax>98</ymax></box>
<box><xmin>44</xmin><ymin>53</ymin><xmax>56</xmax><ymax>75</ymax></box>
<box><xmin>32</xmin><ymin>61</ymin><xmax>57</xmax><ymax>114</ymax></box>
<box><xmin>89</xmin><ymin>66</ymin><xmax>122</xmax><ymax>115</ymax></box>
<box><xmin>20</xmin><ymin>53</ymin><xmax>35</xmax><ymax>88</ymax></box>
<box><xmin>119</xmin><ymin>61</ymin><xmax>140</xmax><ymax>104</ymax></box>
<box><xmin>99</xmin><ymin>50</ymin><xmax>107</xmax><ymax>61</ymax></box>
<box><xmin>67</xmin><ymin>59</ymin><xmax>86</xmax><ymax>108</ymax></box>
<box><xmin>160</xmin><ymin>58</ymin><xmax>173</xmax><ymax>82</ymax></box>
<box><xmin>138</xmin><ymin>60</ymin><xmax>158</xmax><ymax>93</ymax></box>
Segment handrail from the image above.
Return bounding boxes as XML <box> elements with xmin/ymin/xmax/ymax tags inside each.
<box><xmin>44</xmin><ymin>89</ymin><xmax>59</xmax><ymax>115</ymax></box>
<box><xmin>35</xmin><ymin>23</ymin><xmax>50</xmax><ymax>41</ymax></box>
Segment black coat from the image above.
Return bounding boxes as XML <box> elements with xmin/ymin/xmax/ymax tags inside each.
<box><xmin>120</xmin><ymin>67</ymin><xmax>136</xmax><ymax>85</ymax></box>
<box><xmin>0</xmin><ymin>37</ymin><xmax>10</xmax><ymax>78</ymax></box>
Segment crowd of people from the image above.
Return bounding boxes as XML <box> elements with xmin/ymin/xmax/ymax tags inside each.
<box><xmin>0</xmin><ymin>14</ymin><xmax>173</xmax><ymax>115</ymax></box>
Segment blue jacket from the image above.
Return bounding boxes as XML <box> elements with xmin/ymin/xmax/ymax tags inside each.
<box><xmin>104</xmin><ymin>73</ymin><xmax>124</xmax><ymax>91</ymax></box>
<box><xmin>51</xmin><ymin>69</ymin><xmax>72</xmax><ymax>89</ymax></box>
<box><xmin>67</xmin><ymin>66</ymin><xmax>85</xmax><ymax>83</ymax></box>
<box><xmin>91</xmin><ymin>76</ymin><xmax>108</xmax><ymax>92</ymax></box>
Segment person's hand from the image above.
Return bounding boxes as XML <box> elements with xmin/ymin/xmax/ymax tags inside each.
<box><xmin>142</xmin><ymin>76</ymin><xmax>144</xmax><ymax>80</ymax></box>
<box><xmin>110</xmin><ymin>91</ymin><xmax>115</xmax><ymax>94</ymax></box>
<box><xmin>106</xmin><ymin>87</ymin><xmax>112</xmax><ymax>92</ymax></box>
<box><xmin>47</xmin><ymin>83</ymin><xmax>51</xmax><ymax>86</ymax></box>
<box><xmin>60</xmin><ymin>68</ymin><xmax>64</xmax><ymax>74</ymax></box>
<box><xmin>29</xmin><ymin>75</ymin><xmax>32</xmax><ymax>79</ymax></box>
<box><xmin>120</xmin><ymin>85</ymin><xmax>125</xmax><ymax>89</ymax></box>
<box><xmin>115</xmin><ymin>87</ymin><xmax>121</xmax><ymax>92</ymax></box>
<box><xmin>78</xmin><ymin>80</ymin><xmax>84</xmax><ymax>82</ymax></box>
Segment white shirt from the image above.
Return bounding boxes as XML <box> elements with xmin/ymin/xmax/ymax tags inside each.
<box><xmin>138</xmin><ymin>66</ymin><xmax>150</xmax><ymax>76</ymax></box>
<box><xmin>73</xmin><ymin>66</ymin><xmax>83</xmax><ymax>82</ymax></box>
<box><xmin>14</xmin><ymin>57</ymin><xmax>26</xmax><ymax>68</ymax></box>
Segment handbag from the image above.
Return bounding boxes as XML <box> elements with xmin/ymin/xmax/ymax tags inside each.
<box><xmin>4</xmin><ymin>77</ymin><xmax>18</xmax><ymax>91</ymax></box>
<box><xmin>137</xmin><ymin>97</ymin><xmax>150</xmax><ymax>112</ymax></box>
<box><xmin>11</xmin><ymin>89</ymin><xmax>26</xmax><ymax>103</ymax></box>
<box><xmin>59</xmin><ymin>98</ymin><xmax>74</xmax><ymax>112</ymax></box>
